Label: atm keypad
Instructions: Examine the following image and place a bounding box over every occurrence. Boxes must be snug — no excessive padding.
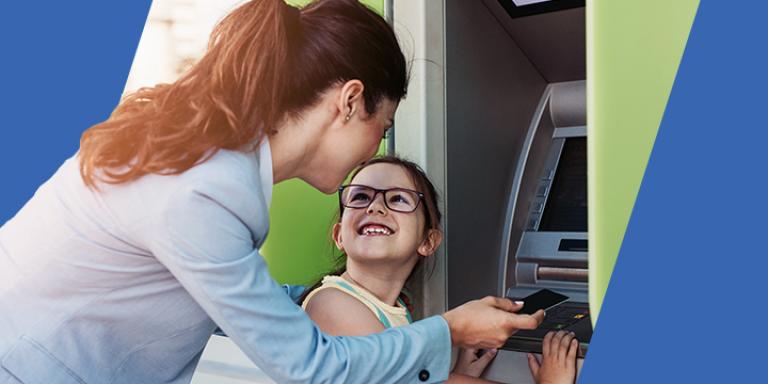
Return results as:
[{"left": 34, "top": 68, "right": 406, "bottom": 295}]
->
[
  {"left": 504, "top": 301, "right": 592, "bottom": 357},
  {"left": 510, "top": 302, "right": 591, "bottom": 341},
  {"left": 539, "top": 305, "right": 588, "bottom": 331}
]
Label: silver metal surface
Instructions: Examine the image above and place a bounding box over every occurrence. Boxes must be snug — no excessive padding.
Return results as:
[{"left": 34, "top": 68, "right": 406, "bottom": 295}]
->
[
  {"left": 538, "top": 266, "right": 588, "bottom": 282},
  {"left": 529, "top": 137, "right": 566, "bottom": 232},
  {"left": 549, "top": 80, "right": 587, "bottom": 126},
  {"left": 481, "top": 349, "right": 584, "bottom": 384},
  {"left": 553, "top": 125, "right": 587, "bottom": 138},
  {"left": 498, "top": 86, "right": 552, "bottom": 296},
  {"left": 445, "top": 0, "right": 547, "bottom": 308},
  {"left": 517, "top": 231, "right": 588, "bottom": 264},
  {"left": 384, "top": 0, "right": 395, "bottom": 155},
  {"left": 384, "top": 0, "right": 393, "bottom": 24},
  {"left": 480, "top": 0, "right": 585, "bottom": 82},
  {"left": 392, "top": 0, "right": 447, "bottom": 318}
]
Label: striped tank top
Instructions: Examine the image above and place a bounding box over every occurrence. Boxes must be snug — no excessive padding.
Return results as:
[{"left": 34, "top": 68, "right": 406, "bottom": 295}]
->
[{"left": 301, "top": 275, "right": 413, "bottom": 328}]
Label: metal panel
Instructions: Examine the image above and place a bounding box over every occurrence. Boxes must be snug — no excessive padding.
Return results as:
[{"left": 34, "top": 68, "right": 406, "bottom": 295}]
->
[
  {"left": 445, "top": 0, "right": 547, "bottom": 308},
  {"left": 392, "top": 0, "right": 447, "bottom": 318},
  {"left": 482, "top": 0, "right": 586, "bottom": 82},
  {"left": 481, "top": 350, "right": 584, "bottom": 383},
  {"left": 500, "top": 100, "right": 559, "bottom": 294}
]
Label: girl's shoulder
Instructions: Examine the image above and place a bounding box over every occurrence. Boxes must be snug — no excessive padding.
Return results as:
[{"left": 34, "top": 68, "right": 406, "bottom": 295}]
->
[
  {"left": 303, "top": 275, "right": 413, "bottom": 329},
  {"left": 303, "top": 283, "right": 386, "bottom": 336}
]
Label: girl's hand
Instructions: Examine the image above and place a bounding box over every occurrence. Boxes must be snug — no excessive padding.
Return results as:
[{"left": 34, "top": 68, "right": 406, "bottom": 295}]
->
[
  {"left": 453, "top": 348, "right": 498, "bottom": 377},
  {"left": 527, "top": 331, "right": 578, "bottom": 384}
]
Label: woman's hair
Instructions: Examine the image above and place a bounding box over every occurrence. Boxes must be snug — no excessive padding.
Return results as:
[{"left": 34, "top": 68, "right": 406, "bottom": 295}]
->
[
  {"left": 79, "top": 0, "right": 408, "bottom": 187},
  {"left": 299, "top": 155, "right": 442, "bottom": 306}
]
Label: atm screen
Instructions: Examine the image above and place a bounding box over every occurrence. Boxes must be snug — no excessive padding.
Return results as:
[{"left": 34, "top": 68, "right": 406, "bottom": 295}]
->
[{"left": 538, "top": 137, "right": 587, "bottom": 232}]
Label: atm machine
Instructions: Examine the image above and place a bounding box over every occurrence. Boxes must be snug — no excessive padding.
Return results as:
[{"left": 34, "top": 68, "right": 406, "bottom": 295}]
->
[
  {"left": 495, "top": 79, "right": 590, "bottom": 376},
  {"left": 392, "top": 1, "right": 588, "bottom": 382}
]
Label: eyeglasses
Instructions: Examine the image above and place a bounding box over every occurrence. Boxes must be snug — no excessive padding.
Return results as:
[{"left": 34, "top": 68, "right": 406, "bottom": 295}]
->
[{"left": 338, "top": 184, "right": 424, "bottom": 213}]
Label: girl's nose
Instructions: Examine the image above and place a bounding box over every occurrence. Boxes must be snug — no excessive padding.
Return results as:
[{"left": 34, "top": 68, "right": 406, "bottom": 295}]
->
[{"left": 366, "top": 193, "right": 388, "bottom": 215}]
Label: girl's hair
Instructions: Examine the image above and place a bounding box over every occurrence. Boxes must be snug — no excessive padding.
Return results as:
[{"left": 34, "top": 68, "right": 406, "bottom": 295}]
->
[
  {"left": 299, "top": 155, "right": 442, "bottom": 306},
  {"left": 79, "top": 0, "right": 408, "bottom": 187}
]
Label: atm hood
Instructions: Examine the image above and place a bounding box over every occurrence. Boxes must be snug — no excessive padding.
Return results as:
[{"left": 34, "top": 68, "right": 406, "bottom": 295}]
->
[{"left": 485, "top": 0, "right": 585, "bottom": 82}]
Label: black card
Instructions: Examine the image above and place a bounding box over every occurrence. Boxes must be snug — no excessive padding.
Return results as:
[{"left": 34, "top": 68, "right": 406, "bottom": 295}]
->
[{"left": 517, "top": 289, "right": 568, "bottom": 315}]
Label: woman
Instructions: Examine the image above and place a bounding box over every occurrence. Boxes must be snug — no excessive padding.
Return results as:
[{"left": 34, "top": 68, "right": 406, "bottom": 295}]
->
[{"left": 0, "top": 1, "right": 543, "bottom": 383}]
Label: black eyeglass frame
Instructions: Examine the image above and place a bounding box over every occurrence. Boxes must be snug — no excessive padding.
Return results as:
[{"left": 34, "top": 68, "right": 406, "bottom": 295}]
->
[{"left": 338, "top": 184, "right": 425, "bottom": 214}]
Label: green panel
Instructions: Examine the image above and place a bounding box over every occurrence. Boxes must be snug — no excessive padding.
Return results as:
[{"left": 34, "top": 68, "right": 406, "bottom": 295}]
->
[
  {"left": 262, "top": 0, "right": 385, "bottom": 285},
  {"left": 260, "top": 179, "right": 340, "bottom": 285},
  {"left": 588, "top": 0, "right": 698, "bottom": 322},
  {"left": 287, "top": 0, "right": 383, "bottom": 12}
]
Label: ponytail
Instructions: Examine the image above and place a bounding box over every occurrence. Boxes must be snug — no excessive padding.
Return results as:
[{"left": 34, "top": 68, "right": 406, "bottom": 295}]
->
[{"left": 79, "top": 0, "right": 407, "bottom": 187}]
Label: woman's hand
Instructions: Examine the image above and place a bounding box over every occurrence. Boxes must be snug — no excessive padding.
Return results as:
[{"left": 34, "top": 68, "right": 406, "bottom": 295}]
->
[
  {"left": 453, "top": 348, "right": 498, "bottom": 377},
  {"left": 443, "top": 296, "right": 545, "bottom": 348},
  {"left": 527, "top": 331, "right": 578, "bottom": 384}
]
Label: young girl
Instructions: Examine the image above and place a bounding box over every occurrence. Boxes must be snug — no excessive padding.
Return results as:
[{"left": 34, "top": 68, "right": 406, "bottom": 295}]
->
[{"left": 301, "top": 156, "right": 578, "bottom": 384}]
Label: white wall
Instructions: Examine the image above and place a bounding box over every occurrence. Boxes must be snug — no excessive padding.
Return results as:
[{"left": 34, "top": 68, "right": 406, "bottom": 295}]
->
[{"left": 124, "top": 0, "right": 245, "bottom": 93}]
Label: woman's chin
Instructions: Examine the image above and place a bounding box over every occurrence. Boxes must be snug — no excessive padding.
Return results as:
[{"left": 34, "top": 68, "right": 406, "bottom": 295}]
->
[
  {"left": 304, "top": 176, "right": 342, "bottom": 194},
  {"left": 319, "top": 183, "right": 341, "bottom": 194}
]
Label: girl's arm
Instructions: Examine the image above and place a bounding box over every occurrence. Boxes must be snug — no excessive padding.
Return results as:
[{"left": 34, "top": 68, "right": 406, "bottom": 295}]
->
[{"left": 304, "top": 288, "right": 385, "bottom": 336}]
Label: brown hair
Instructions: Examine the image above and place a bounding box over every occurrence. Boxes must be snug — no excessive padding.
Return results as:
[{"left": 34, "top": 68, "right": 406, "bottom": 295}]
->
[
  {"left": 299, "top": 155, "right": 442, "bottom": 306},
  {"left": 79, "top": 0, "right": 408, "bottom": 187}
]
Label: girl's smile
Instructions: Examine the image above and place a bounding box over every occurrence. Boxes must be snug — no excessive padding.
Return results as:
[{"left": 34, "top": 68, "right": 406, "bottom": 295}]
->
[{"left": 334, "top": 163, "right": 428, "bottom": 266}]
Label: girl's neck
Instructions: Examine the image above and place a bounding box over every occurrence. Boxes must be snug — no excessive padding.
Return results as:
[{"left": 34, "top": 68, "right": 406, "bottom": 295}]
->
[{"left": 342, "top": 258, "right": 417, "bottom": 306}]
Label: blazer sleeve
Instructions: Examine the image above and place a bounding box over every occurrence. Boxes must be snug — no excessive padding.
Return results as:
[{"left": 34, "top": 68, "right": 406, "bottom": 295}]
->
[
  {"left": 149, "top": 183, "right": 452, "bottom": 384},
  {"left": 283, "top": 284, "right": 307, "bottom": 304}
]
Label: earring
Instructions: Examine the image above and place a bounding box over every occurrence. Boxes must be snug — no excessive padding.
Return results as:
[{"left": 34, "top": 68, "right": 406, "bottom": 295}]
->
[{"left": 345, "top": 106, "right": 354, "bottom": 122}]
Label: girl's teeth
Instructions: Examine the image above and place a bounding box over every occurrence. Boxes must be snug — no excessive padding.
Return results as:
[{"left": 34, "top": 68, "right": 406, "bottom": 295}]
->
[{"left": 364, "top": 226, "right": 391, "bottom": 235}]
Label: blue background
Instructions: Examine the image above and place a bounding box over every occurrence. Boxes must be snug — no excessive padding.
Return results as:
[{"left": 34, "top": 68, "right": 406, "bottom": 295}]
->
[
  {"left": 1, "top": 1, "right": 766, "bottom": 382},
  {"left": 580, "top": 1, "right": 768, "bottom": 382},
  {"left": 0, "top": 1, "right": 150, "bottom": 222}
]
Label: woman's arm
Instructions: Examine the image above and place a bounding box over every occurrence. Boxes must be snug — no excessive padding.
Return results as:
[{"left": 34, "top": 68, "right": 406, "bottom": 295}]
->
[
  {"left": 151, "top": 181, "right": 453, "bottom": 383},
  {"left": 448, "top": 373, "right": 502, "bottom": 384},
  {"left": 304, "top": 285, "right": 502, "bottom": 384}
]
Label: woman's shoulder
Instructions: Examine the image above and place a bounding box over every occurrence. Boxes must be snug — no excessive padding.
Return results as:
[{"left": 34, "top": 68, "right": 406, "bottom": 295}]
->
[
  {"left": 101, "top": 147, "right": 264, "bottom": 211},
  {"left": 162, "top": 148, "right": 267, "bottom": 210},
  {"left": 180, "top": 148, "right": 264, "bottom": 190},
  {"left": 130, "top": 148, "right": 271, "bottom": 247}
]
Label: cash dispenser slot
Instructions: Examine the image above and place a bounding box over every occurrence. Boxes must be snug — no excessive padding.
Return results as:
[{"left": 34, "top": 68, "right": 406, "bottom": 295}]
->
[{"left": 537, "top": 266, "right": 587, "bottom": 282}]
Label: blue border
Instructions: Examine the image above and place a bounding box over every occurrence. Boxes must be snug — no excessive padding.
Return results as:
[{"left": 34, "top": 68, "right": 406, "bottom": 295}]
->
[
  {"left": 581, "top": 2, "right": 768, "bottom": 382},
  {"left": 3, "top": 2, "right": 768, "bottom": 382},
  {"left": 0, "top": 2, "right": 150, "bottom": 222}
]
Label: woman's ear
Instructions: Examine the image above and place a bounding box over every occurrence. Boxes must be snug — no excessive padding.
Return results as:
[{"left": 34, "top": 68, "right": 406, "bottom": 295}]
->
[
  {"left": 332, "top": 222, "right": 345, "bottom": 251},
  {"left": 417, "top": 229, "right": 443, "bottom": 257},
  {"left": 337, "top": 79, "right": 365, "bottom": 122}
]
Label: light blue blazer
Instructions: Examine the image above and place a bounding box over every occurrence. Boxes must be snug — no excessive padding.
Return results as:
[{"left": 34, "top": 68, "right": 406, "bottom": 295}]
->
[{"left": 0, "top": 143, "right": 450, "bottom": 384}]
